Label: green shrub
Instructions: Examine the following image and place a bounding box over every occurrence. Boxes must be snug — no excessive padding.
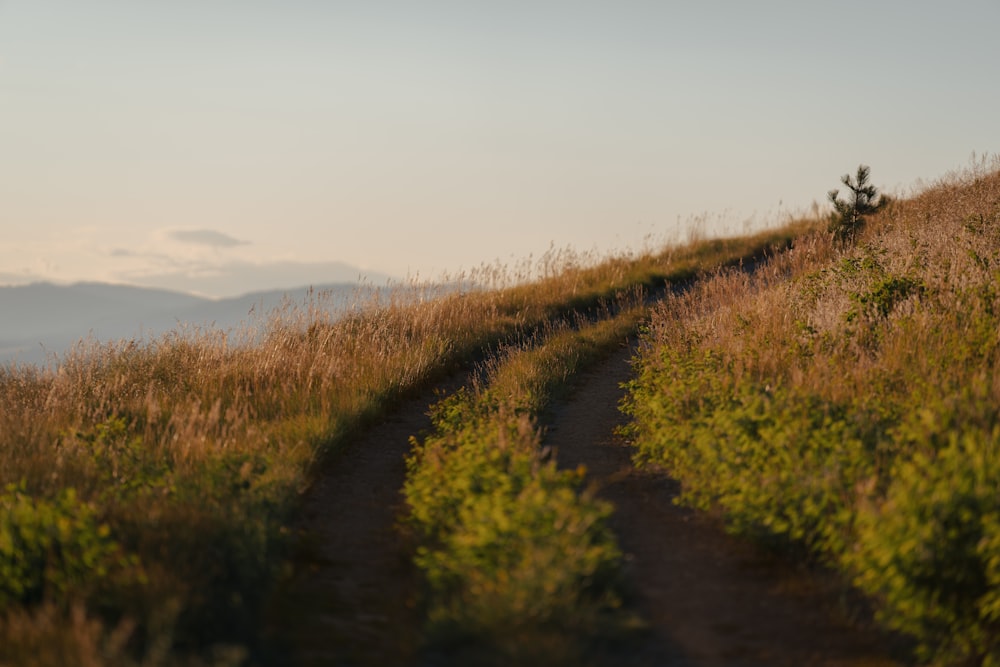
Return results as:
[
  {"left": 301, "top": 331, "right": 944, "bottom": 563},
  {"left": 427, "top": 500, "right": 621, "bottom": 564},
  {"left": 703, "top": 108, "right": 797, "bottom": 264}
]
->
[
  {"left": 622, "top": 348, "right": 871, "bottom": 557},
  {"left": 704, "top": 386, "right": 870, "bottom": 556},
  {"left": 409, "top": 412, "right": 619, "bottom": 636},
  {"left": 0, "top": 483, "right": 137, "bottom": 609},
  {"left": 851, "top": 275, "right": 924, "bottom": 320},
  {"left": 68, "top": 417, "right": 172, "bottom": 501},
  {"left": 850, "top": 427, "right": 1000, "bottom": 665},
  {"left": 404, "top": 317, "right": 634, "bottom": 648}
]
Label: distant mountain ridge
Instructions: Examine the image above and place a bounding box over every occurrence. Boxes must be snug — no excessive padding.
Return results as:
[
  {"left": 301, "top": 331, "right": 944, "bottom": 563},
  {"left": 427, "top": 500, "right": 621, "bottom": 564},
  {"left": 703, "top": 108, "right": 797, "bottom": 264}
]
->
[{"left": 0, "top": 281, "right": 375, "bottom": 367}]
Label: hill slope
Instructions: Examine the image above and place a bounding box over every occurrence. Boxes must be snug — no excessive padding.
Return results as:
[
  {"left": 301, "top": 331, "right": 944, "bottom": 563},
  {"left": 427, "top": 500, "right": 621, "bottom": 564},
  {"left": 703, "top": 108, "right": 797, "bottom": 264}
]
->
[
  {"left": 4, "top": 162, "right": 997, "bottom": 665},
  {"left": 622, "top": 162, "right": 1000, "bottom": 665}
]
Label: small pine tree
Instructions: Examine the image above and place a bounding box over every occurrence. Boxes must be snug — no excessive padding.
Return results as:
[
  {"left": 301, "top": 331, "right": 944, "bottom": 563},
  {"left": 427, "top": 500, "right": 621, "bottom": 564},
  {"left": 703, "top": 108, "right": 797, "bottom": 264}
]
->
[{"left": 828, "top": 164, "right": 883, "bottom": 243}]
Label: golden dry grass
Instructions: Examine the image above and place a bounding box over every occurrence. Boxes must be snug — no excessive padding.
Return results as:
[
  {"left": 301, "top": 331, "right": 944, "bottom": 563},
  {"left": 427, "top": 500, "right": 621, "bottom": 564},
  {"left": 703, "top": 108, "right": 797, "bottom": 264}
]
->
[{"left": 0, "top": 203, "right": 815, "bottom": 663}]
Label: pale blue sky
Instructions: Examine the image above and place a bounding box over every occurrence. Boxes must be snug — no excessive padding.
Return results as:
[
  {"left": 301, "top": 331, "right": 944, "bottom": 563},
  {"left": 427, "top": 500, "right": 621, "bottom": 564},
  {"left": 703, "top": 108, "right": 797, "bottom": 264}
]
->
[{"left": 1, "top": 1, "right": 997, "bottom": 297}]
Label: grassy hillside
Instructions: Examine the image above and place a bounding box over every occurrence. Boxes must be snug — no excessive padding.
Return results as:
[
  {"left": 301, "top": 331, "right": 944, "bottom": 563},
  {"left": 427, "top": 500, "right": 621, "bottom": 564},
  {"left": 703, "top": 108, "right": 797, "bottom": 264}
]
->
[
  {"left": 7, "top": 159, "right": 995, "bottom": 665},
  {"left": 622, "top": 160, "right": 1000, "bottom": 665},
  {"left": 0, "top": 227, "right": 800, "bottom": 665}
]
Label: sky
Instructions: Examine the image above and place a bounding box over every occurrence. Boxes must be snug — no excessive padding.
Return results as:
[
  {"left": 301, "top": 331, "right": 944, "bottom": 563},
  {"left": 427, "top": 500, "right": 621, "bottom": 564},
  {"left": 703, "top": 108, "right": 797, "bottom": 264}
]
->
[{"left": 1, "top": 1, "right": 997, "bottom": 298}]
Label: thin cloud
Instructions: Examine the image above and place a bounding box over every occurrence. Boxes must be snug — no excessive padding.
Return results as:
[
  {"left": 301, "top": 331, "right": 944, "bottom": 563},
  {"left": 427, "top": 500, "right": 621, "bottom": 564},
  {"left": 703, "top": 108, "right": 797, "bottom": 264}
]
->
[
  {"left": 108, "top": 246, "right": 183, "bottom": 267},
  {"left": 121, "top": 259, "right": 395, "bottom": 298},
  {"left": 0, "top": 270, "right": 42, "bottom": 286},
  {"left": 168, "top": 229, "right": 249, "bottom": 249}
]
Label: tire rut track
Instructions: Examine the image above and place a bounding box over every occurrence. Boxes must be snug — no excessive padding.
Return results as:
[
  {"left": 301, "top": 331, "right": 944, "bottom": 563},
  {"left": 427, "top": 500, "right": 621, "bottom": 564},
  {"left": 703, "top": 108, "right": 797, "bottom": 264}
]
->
[
  {"left": 266, "top": 301, "right": 907, "bottom": 666},
  {"left": 264, "top": 368, "right": 472, "bottom": 667},
  {"left": 544, "top": 342, "right": 908, "bottom": 667}
]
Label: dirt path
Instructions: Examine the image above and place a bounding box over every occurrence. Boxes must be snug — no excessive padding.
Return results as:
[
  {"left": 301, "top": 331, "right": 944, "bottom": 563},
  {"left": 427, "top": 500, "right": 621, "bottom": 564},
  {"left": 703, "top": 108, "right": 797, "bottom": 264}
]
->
[
  {"left": 266, "top": 336, "right": 910, "bottom": 666},
  {"left": 544, "top": 341, "right": 909, "bottom": 667},
  {"left": 264, "top": 370, "right": 470, "bottom": 667}
]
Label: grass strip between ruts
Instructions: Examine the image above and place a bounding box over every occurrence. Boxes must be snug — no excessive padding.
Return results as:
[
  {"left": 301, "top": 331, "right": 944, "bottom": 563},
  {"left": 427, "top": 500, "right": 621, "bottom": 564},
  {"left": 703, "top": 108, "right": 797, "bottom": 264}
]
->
[{"left": 403, "top": 306, "right": 646, "bottom": 663}]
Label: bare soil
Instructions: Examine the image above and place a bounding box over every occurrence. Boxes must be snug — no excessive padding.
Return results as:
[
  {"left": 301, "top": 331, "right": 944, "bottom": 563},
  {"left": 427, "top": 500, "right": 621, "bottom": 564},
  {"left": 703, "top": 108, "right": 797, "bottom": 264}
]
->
[
  {"left": 266, "top": 342, "right": 911, "bottom": 666},
  {"left": 263, "top": 370, "right": 470, "bottom": 667}
]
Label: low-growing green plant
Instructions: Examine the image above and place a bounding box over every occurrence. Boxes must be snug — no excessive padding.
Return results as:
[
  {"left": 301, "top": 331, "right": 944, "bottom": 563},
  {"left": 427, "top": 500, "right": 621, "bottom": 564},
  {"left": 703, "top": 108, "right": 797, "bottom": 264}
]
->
[
  {"left": 850, "top": 426, "right": 1000, "bottom": 665},
  {"left": 622, "top": 347, "right": 871, "bottom": 557},
  {"left": 408, "top": 410, "right": 621, "bottom": 636},
  {"left": 65, "top": 417, "right": 174, "bottom": 502},
  {"left": 405, "top": 311, "right": 644, "bottom": 657},
  {"left": 0, "top": 482, "right": 140, "bottom": 610}
]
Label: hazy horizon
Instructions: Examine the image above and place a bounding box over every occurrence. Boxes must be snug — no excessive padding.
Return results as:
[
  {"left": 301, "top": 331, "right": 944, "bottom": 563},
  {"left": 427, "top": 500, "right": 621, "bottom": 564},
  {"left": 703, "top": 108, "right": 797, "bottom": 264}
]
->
[
  {"left": 0, "top": 258, "right": 397, "bottom": 299},
  {"left": 2, "top": 2, "right": 997, "bottom": 297}
]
